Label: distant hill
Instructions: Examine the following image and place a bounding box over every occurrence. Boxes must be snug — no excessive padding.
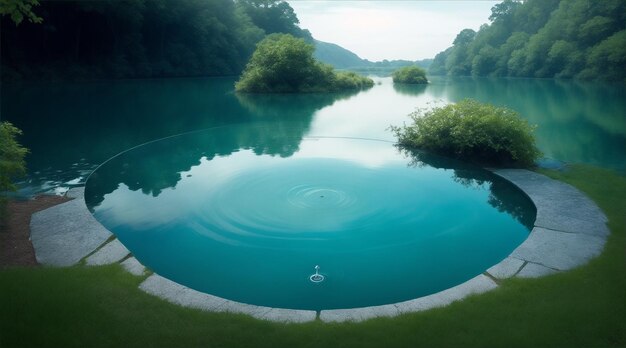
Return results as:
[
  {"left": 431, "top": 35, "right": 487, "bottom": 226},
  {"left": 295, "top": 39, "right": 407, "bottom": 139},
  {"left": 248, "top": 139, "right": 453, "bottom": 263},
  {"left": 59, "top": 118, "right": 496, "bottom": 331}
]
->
[
  {"left": 314, "top": 40, "right": 369, "bottom": 69},
  {"left": 314, "top": 40, "right": 432, "bottom": 75}
]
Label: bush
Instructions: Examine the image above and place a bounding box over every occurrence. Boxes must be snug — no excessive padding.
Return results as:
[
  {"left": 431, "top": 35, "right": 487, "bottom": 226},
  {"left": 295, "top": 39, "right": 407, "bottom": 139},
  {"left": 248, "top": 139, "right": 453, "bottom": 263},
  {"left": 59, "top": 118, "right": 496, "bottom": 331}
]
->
[
  {"left": 0, "top": 121, "right": 29, "bottom": 225},
  {"left": 235, "top": 34, "right": 373, "bottom": 93},
  {"left": 391, "top": 99, "right": 541, "bottom": 167},
  {"left": 333, "top": 71, "right": 375, "bottom": 90},
  {"left": 392, "top": 66, "right": 428, "bottom": 84},
  {"left": 0, "top": 122, "right": 28, "bottom": 192}
]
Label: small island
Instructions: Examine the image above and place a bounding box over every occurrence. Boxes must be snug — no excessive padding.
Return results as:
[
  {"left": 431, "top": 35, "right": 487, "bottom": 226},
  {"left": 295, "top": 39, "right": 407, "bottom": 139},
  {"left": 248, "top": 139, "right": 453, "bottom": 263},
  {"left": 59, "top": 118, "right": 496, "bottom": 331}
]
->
[
  {"left": 391, "top": 99, "right": 540, "bottom": 167},
  {"left": 392, "top": 66, "right": 428, "bottom": 84},
  {"left": 235, "top": 34, "right": 374, "bottom": 93}
]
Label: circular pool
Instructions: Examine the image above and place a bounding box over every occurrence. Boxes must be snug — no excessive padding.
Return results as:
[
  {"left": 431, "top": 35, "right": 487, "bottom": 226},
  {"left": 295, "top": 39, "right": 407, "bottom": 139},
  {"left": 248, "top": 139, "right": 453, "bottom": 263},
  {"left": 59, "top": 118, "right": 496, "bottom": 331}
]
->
[{"left": 85, "top": 126, "right": 535, "bottom": 310}]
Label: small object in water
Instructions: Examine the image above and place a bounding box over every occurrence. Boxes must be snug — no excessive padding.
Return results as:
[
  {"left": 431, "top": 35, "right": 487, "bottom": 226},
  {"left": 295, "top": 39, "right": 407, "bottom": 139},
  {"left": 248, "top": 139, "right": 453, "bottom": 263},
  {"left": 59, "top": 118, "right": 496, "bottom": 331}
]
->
[{"left": 310, "top": 265, "right": 325, "bottom": 283}]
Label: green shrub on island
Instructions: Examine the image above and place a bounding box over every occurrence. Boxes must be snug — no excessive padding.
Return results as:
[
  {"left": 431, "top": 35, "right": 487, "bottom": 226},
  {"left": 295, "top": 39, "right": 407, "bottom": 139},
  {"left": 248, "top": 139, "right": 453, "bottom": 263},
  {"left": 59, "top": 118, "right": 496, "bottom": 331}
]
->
[
  {"left": 333, "top": 71, "right": 375, "bottom": 90},
  {"left": 392, "top": 66, "right": 428, "bottom": 84},
  {"left": 391, "top": 99, "right": 541, "bottom": 167},
  {"left": 235, "top": 34, "right": 373, "bottom": 93}
]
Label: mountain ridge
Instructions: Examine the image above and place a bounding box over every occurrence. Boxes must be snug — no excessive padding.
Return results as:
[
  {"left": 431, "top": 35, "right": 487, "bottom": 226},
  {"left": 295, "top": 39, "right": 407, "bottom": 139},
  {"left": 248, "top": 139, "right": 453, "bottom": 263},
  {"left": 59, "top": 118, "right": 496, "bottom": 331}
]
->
[{"left": 313, "top": 39, "right": 432, "bottom": 75}]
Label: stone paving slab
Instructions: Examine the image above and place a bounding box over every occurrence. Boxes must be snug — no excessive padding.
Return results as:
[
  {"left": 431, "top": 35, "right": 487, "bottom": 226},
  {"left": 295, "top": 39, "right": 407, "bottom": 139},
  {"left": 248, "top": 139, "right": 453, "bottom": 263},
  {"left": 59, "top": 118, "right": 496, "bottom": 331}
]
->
[
  {"left": 516, "top": 262, "right": 558, "bottom": 278},
  {"left": 320, "top": 303, "right": 399, "bottom": 323},
  {"left": 535, "top": 205, "right": 610, "bottom": 237},
  {"left": 65, "top": 187, "right": 85, "bottom": 199},
  {"left": 85, "top": 239, "right": 130, "bottom": 266},
  {"left": 260, "top": 307, "right": 318, "bottom": 323},
  {"left": 121, "top": 257, "right": 147, "bottom": 276},
  {"left": 30, "top": 198, "right": 112, "bottom": 266},
  {"left": 394, "top": 274, "right": 498, "bottom": 315},
  {"left": 30, "top": 169, "right": 611, "bottom": 322},
  {"left": 486, "top": 257, "right": 525, "bottom": 279},
  {"left": 492, "top": 169, "right": 608, "bottom": 237},
  {"left": 140, "top": 274, "right": 316, "bottom": 323},
  {"left": 320, "top": 274, "right": 498, "bottom": 322},
  {"left": 511, "top": 227, "right": 606, "bottom": 271}
]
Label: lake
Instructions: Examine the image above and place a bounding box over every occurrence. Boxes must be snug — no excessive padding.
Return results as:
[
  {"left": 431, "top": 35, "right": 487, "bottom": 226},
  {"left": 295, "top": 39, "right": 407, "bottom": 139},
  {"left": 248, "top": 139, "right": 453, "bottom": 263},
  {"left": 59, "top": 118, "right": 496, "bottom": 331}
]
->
[{"left": 2, "top": 76, "right": 625, "bottom": 196}]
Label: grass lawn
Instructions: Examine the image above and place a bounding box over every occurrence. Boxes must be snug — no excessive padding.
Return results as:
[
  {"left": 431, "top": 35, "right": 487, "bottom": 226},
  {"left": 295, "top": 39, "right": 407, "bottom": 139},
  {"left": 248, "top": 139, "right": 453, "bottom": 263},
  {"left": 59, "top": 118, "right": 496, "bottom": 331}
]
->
[{"left": 0, "top": 164, "right": 624, "bottom": 348}]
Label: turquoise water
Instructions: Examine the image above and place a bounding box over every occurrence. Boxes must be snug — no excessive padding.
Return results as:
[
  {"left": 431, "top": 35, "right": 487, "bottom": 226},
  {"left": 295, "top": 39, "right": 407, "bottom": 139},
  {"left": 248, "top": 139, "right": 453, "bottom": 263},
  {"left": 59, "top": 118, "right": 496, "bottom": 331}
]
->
[
  {"left": 2, "top": 76, "right": 624, "bottom": 196},
  {"left": 4, "top": 76, "right": 621, "bottom": 307},
  {"left": 85, "top": 127, "right": 534, "bottom": 310}
]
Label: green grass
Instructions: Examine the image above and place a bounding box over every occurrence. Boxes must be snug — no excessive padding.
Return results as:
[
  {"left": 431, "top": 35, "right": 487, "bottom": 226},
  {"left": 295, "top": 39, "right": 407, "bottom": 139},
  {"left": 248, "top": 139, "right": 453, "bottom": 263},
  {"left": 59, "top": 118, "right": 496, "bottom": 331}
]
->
[{"left": 1, "top": 164, "right": 625, "bottom": 347}]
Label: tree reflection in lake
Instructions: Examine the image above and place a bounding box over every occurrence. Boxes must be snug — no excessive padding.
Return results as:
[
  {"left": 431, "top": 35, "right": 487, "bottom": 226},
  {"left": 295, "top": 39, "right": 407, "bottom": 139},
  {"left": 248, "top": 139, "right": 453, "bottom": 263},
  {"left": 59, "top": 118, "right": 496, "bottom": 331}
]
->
[
  {"left": 398, "top": 146, "right": 536, "bottom": 230},
  {"left": 87, "top": 90, "right": 363, "bottom": 205},
  {"left": 392, "top": 83, "right": 428, "bottom": 96},
  {"left": 235, "top": 91, "right": 360, "bottom": 157},
  {"left": 427, "top": 77, "right": 626, "bottom": 171}
]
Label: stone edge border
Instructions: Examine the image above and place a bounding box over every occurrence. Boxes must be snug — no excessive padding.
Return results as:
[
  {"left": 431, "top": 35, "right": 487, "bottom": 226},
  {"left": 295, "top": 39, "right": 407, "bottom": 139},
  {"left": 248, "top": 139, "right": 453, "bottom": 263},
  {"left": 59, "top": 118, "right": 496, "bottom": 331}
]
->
[{"left": 30, "top": 169, "right": 609, "bottom": 323}]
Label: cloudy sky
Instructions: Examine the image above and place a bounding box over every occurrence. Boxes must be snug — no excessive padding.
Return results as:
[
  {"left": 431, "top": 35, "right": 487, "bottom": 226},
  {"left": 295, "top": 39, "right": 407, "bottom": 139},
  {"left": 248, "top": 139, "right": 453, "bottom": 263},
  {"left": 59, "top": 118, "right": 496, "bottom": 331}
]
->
[{"left": 287, "top": 1, "right": 499, "bottom": 61}]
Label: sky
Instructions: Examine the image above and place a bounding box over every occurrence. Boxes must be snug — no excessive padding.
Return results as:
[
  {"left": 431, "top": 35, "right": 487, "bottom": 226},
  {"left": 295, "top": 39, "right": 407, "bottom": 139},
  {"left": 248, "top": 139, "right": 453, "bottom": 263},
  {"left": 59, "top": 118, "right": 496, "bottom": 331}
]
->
[{"left": 287, "top": 1, "right": 500, "bottom": 61}]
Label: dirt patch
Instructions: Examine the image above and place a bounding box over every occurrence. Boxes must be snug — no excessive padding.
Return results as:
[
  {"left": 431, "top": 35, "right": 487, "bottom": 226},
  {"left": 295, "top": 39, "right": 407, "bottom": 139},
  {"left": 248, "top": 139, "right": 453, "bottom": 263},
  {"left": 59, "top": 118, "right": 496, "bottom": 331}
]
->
[{"left": 0, "top": 195, "right": 71, "bottom": 268}]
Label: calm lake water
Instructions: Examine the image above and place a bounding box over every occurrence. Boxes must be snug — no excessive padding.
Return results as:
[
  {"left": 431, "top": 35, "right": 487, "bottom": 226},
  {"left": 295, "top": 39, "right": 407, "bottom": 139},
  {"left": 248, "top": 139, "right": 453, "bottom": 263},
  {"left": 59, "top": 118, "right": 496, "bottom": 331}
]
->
[
  {"left": 2, "top": 76, "right": 625, "bottom": 196},
  {"left": 84, "top": 130, "right": 534, "bottom": 309}
]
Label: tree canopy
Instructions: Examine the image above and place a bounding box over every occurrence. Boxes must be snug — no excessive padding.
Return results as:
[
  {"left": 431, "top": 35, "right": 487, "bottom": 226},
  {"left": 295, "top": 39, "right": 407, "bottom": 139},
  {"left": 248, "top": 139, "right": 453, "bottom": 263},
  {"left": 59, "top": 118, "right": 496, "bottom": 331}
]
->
[
  {"left": 391, "top": 99, "right": 541, "bottom": 167},
  {"left": 235, "top": 34, "right": 373, "bottom": 93},
  {"left": 237, "top": 0, "right": 311, "bottom": 40},
  {"left": 0, "top": 122, "right": 28, "bottom": 192},
  {"left": 392, "top": 66, "right": 428, "bottom": 84},
  {"left": 0, "top": 0, "right": 310, "bottom": 80},
  {"left": 0, "top": 0, "right": 41, "bottom": 25},
  {"left": 429, "top": 0, "right": 626, "bottom": 81}
]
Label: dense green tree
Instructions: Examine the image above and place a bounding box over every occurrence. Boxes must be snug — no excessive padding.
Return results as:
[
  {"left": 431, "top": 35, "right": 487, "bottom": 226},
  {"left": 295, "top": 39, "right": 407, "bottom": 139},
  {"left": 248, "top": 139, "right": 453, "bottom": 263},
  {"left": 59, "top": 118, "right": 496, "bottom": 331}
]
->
[
  {"left": 444, "top": 29, "right": 476, "bottom": 76},
  {"left": 472, "top": 45, "right": 498, "bottom": 76},
  {"left": 429, "top": 47, "right": 452, "bottom": 76},
  {"left": 430, "top": 0, "right": 626, "bottom": 81},
  {"left": 235, "top": 34, "right": 372, "bottom": 93},
  {"left": 0, "top": 0, "right": 309, "bottom": 80},
  {"left": 391, "top": 99, "right": 541, "bottom": 167},
  {"left": 236, "top": 0, "right": 311, "bottom": 40},
  {"left": 0, "top": 0, "right": 41, "bottom": 25},
  {"left": 510, "top": 0, "right": 559, "bottom": 34},
  {"left": 392, "top": 66, "right": 428, "bottom": 84},
  {"left": 488, "top": 0, "right": 522, "bottom": 23},
  {"left": 579, "top": 16, "right": 617, "bottom": 45},
  {"left": 580, "top": 30, "right": 626, "bottom": 80},
  {"left": 0, "top": 122, "right": 28, "bottom": 192},
  {"left": 546, "top": 40, "right": 578, "bottom": 77},
  {"left": 235, "top": 34, "right": 321, "bottom": 92}
]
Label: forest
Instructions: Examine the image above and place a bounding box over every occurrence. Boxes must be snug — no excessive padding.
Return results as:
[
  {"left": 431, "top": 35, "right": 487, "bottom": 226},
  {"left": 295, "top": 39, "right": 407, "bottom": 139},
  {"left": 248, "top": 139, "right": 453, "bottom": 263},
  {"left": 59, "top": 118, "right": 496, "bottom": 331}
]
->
[
  {"left": 0, "top": 0, "right": 310, "bottom": 80},
  {"left": 235, "top": 34, "right": 373, "bottom": 93},
  {"left": 2, "top": 0, "right": 625, "bottom": 81},
  {"left": 429, "top": 0, "right": 626, "bottom": 81}
]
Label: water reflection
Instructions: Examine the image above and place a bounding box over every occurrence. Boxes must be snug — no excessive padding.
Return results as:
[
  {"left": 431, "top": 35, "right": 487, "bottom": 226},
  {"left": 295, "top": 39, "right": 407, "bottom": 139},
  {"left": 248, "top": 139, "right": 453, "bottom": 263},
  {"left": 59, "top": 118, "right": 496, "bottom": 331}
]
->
[
  {"left": 3, "top": 78, "right": 245, "bottom": 194},
  {"left": 87, "top": 130, "right": 399, "bottom": 208},
  {"left": 427, "top": 77, "right": 626, "bottom": 171},
  {"left": 392, "top": 83, "right": 428, "bottom": 96},
  {"left": 234, "top": 91, "right": 361, "bottom": 157},
  {"left": 398, "top": 146, "right": 536, "bottom": 229},
  {"left": 3, "top": 79, "right": 360, "bottom": 195},
  {"left": 3, "top": 76, "right": 624, "bottom": 197},
  {"left": 88, "top": 124, "right": 305, "bottom": 204},
  {"left": 87, "top": 127, "right": 536, "bottom": 233},
  {"left": 85, "top": 135, "right": 534, "bottom": 309}
]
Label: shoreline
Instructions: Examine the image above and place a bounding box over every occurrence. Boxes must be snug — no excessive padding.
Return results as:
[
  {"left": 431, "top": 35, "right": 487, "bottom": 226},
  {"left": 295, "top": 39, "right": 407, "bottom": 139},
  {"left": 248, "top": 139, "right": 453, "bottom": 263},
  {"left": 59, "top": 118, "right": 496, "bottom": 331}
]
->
[
  {"left": 14, "top": 168, "right": 610, "bottom": 323},
  {"left": 0, "top": 195, "right": 70, "bottom": 268}
]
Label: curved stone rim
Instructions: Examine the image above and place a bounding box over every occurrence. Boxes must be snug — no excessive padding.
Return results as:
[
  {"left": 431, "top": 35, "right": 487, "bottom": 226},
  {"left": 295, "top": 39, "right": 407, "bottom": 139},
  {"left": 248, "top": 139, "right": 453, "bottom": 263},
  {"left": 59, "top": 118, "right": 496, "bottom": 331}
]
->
[{"left": 29, "top": 169, "right": 609, "bottom": 323}]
